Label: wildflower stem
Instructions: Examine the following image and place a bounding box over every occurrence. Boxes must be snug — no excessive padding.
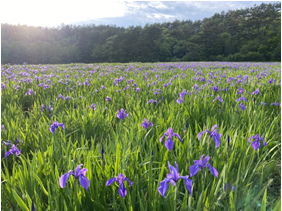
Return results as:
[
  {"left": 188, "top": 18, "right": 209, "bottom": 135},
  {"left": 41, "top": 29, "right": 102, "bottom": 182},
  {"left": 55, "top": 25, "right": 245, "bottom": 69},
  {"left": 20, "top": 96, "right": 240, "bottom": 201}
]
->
[
  {"left": 198, "top": 169, "right": 203, "bottom": 190},
  {"left": 174, "top": 184, "right": 178, "bottom": 211},
  {"left": 13, "top": 153, "right": 15, "bottom": 165},
  {"left": 208, "top": 137, "right": 210, "bottom": 154},
  {"left": 74, "top": 180, "right": 79, "bottom": 211}
]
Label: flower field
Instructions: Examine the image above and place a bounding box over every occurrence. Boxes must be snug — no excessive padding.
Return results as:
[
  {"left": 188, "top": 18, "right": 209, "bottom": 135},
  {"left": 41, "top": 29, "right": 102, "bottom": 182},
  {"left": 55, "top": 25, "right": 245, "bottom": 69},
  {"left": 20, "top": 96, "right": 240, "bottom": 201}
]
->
[{"left": 1, "top": 62, "right": 281, "bottom": 210}]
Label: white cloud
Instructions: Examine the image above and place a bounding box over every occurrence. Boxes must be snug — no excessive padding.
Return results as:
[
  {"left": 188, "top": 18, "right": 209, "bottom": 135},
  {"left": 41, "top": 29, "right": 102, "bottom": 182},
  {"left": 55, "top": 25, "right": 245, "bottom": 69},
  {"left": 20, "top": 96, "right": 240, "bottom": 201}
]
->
[
  {"left": 153, "top": 13, "right": 175, "bottom": 19},
  {"left": 148, "top": 2, "right": 167, "bottom": 9}
]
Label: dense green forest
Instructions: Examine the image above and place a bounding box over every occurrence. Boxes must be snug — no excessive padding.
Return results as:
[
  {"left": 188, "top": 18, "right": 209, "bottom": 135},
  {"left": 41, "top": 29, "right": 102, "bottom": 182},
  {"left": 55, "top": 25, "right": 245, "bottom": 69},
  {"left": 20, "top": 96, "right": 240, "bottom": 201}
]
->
[{"left": 1, "top": 2, "right": 281, "bottom": 64}]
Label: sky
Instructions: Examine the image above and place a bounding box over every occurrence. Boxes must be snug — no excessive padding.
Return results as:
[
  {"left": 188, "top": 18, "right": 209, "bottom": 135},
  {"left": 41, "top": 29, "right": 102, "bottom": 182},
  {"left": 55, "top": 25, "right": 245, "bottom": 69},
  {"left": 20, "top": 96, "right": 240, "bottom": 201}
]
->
[{"left": 1, "top": 1, "right": 278, "bottom": 28}]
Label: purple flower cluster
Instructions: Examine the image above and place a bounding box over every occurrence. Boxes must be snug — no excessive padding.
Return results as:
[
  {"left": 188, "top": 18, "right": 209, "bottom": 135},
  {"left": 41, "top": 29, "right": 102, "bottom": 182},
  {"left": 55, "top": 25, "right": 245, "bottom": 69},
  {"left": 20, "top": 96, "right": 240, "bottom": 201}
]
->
[
  {"left": 50, "top": 121, "right": 65, "bottom": 133},
  {"left": 25, "top": 89, "right": 36, "bottom": 95},
  {"left": 117, "top": 108, "right": 128, "bottom": 120},
  {"left": 140, "top": 119, "right": 153, "bottom": 129}
]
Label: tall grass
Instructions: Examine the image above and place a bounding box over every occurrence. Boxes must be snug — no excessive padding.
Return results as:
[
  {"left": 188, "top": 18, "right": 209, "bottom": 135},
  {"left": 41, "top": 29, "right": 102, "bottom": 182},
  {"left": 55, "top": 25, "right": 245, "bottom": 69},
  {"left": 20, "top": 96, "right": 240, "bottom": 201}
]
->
[{"left": 1, "top": 62, "right": 281, "bottom": 210}]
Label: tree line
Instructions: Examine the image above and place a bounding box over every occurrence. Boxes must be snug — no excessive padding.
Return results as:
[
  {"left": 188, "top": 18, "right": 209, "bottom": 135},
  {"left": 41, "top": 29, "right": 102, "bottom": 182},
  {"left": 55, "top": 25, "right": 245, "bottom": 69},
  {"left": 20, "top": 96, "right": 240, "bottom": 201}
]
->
[{"left": 1, "top": 2, "right": 281, "bottom": 64}]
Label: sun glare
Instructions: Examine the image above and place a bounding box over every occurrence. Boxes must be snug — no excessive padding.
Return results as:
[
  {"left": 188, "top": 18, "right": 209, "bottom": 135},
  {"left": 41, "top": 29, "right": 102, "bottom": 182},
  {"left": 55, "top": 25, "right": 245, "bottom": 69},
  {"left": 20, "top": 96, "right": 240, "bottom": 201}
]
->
[{"left": 1, "top": 1, "right": 126, "bottom": 27}]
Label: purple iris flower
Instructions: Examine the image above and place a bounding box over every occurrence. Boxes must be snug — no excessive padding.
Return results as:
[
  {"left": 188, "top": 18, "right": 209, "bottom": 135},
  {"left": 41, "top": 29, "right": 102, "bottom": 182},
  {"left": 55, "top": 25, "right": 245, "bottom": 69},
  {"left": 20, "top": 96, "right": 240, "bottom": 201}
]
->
[
  {"left": 160, "top": 128, "right": 182, "bottom": 151},
  {"left": 117, "top": 109, "right": 129, "bottom": 120},
  {"left": 56, "top": 94, "right": 65, "bottom": 100},
  {"left": 192, "top": 84, "right": 199, "bottom": 90},
  {"left": 25, "top": 89, "right": 36, "bottom": 95},
  {"left": 252, "top": 88, "right": 262, "bottom": 95},
  {"left": 48, "top": 105, "right": 53, "bottom": 111},
  {"left": 198, "top": 125, "right": 221, "bottom": 148},
  {"left": 106, "top": 97, "right": 112, "bottom": 101},
  {"left": 162, "top": 84, "right": 167, "bottom": 88},
  {"left": 271, "top": 102, "right": 279, "bottom": 106},
  {"left": 227, "top": 77, "right": 233, "bottom": 83},
  {"left": 31, "top": 199, "right": 35, "bottom": 211},
  {"left": 261, "top": 102, "right": 267, "bottom": 105},
  {"left": 147, "top": 99, "right": 158, "bottom": 104},
  {"left": 140, "top": 119, "right": 153, "bottom": 129},
  {"left": 210, "top": 86, "right": 219, "bottom": 92},
  {"left": 106, "top": 174, "right": 133, "bottom": 198},
  {"left": 5, "top": 144, "right": 21, "bottom": 158},
  {"left": 50, "top": 121, "right": 65, "bottom": 133},
  {"left": 101, "top": 145, "right": 104, "bottom": 161},
  {"left": 189, "top": 154, "right": 218, "bottom": 177},
  {"left": 40, "top": 104, "right": 45, "bottom": 112},
  {"left": 213, "top": 95, "right": 223, "bottom": 103},
  {"left": 237, "top": 103, "right": 247, "bottom": 110},
  {"left": 3, "top": 140, "right": 12, "bottom": 146},
  {"left": 236, "top": 87, "right": 245, "bottom": 95},
  {"left": 59, "top": 164, "right": 90, "bottom": 191},
  {"left": 248, "top": 134, "right": 267, "bottom": 150},
  {"left": 15, "top": 137, "right": 23, "bottom": 144},
  {"left": 236, "top": 79, "right": 242, "bottom": 84},
  {"left": 88, "top": 104, "right": 96, "bottom": 111},
  {"left": 158, "top": 161, "right": 193, "bottom": 198},
  {"left": 2, "top": 125, "right": 5, "bottom": 133},
  {"left": 167, "top": 82, "right": 172, "bottom": 85},
  {"left": 31, "top": 200, "right": 35, "bottom": 211},
  {"left": 268, "top": 78, "right": 273, "bottom": 84},
  {"left": 176, "top": 98, "right": 183, "bottom": 104},
  {"left": 66, "top": 96, "right": 69, "bottom": 101},
  {"left": 136, "top": 87, "right": 140, "bottom": 93},
  {"left": 236, "top": 96, "right": 248, "bottom": 102},
  {"left": 179, "top": 91, "right": 186, "bottom": 99},
  {"left": 243, "top": 75, "right": 248, "bottom": 81},
  {"left": 1, "top": 83, "right": 6, "bottom": 89}
]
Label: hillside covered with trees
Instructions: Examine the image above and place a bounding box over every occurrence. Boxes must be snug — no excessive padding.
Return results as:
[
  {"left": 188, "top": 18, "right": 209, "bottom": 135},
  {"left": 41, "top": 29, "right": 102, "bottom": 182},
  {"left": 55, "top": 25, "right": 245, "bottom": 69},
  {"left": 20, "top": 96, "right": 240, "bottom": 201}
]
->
[{"left": 1, "top": 2, "right": 281, "bottom": 64}]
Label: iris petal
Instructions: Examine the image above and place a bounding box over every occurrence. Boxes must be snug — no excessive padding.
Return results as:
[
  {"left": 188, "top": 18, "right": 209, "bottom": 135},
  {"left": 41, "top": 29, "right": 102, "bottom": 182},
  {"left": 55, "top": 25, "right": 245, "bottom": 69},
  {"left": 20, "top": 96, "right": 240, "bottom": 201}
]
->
[
  {"left": 165, "top": 138, "right": 174, "bottom": 151},
  {"left": 124, "top": 177, "right": 133, "bottom": 187},
  {"left": 180, "top": 176, "right": 193, "bottom": 196},
  {"left": 207, "top": 163, "right": 218, "bottom": 178},
  {"left": 212, "top": 134, "right": 221, "bottom": 148},
  {"left": 59, "top": 172, "right": 73, "bottom": 188},
  {"left": 79, "top": 175, "right": 90, "bottom": 191},
  {"left": 106, "top": 178, "right": 117, "bottom": 186},
  {"left": 198, "top": 129, "right": 209, "bottom": 140},
  {"left": 158, "top": 179, "right": 169, "bottom": 198},
  {"left": 189, "top": 165, "right": 199, "bottom": 177},
  {"left": 251, "top": 140, "right": 260, "bottom": 150},
  {"left": 173, "top": 133, "right": 183, "bottom": 142},
  {"left": 118, "top": 183, "right": 127, "bottom": 198},
  {"left": 167, "top": 128, "right": 174, "bottom": 138}
]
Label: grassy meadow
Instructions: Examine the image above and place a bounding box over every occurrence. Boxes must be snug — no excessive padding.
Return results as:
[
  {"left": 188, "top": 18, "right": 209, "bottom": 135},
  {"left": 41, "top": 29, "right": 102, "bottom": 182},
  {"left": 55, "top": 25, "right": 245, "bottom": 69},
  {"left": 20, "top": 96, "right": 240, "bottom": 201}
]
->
[{"left": 1, "top": 62, "right": 281, "bottom": 211}]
